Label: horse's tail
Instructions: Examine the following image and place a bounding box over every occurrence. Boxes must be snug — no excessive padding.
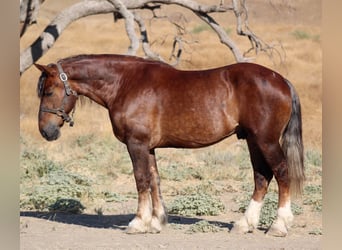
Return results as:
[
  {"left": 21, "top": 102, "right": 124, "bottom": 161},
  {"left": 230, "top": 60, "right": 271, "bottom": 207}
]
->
[{"left": 281, "top": 79, "right": 305, "bottom": 197}]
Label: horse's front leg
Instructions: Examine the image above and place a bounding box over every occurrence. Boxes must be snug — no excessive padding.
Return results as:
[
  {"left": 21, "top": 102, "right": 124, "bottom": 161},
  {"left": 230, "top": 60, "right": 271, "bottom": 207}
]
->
[
  {"left": 149, "top": 149, "right": 167, "bottom": 233},
  {"left": 126, "top": 140, "right": 153, "bottom": 234}
]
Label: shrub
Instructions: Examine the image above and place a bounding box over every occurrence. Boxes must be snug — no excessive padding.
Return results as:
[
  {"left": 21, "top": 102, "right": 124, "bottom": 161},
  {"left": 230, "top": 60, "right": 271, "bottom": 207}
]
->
[
  {"left": 178, "top": 182, "right": 220, "bottom": 196},
  {"left": 304, "top": 184, "right": 322, "bottom": 212},
  {"left": 186, "top": 220, "right": 222, "bottom": 234},
  {"left": 102, "top": 191, "right": 128, "bottom": 202},
  {"left": 168, "top": 193, "right": 225, "bottom": 216},
  {"left": 309, "top": 228, "right": 323, "bottom": 235},
  {"left": 48, "top": 198, "right": 85, "bottom": 214},
  {"left": 20, "top": 147, "right": 92, "bottom": 211},
  {"left": 159, "top": 163, "right": 202, "bottom": 181}
]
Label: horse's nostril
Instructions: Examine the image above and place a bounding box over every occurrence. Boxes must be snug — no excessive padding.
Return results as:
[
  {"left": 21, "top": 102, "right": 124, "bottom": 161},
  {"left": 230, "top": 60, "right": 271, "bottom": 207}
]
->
[
  {"left": 40, "top": 124, "right": 60, "bottom": 141},
  {"left": 41, "top": 130, "right": 48, "bottom": 139}
]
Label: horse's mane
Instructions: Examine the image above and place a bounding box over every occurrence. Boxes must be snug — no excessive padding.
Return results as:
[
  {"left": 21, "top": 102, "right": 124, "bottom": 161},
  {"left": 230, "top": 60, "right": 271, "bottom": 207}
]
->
[
  {"left": 38, "top": 54, "right": 172, "bottom": 106},
  {"left": 58, "top": 54, "right": 173, "bottom": 68}
]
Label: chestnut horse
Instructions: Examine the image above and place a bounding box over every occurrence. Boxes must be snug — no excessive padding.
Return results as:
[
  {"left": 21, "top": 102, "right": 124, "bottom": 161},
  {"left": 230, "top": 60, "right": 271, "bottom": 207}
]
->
[{"left": 35, "top": 54, "right": 304, "bottom": 236}]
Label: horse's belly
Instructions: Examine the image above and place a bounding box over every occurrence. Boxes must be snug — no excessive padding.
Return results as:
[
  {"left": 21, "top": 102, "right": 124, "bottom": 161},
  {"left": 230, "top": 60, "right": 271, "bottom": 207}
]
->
[{"left": 160, "top": 112, "right": 238, "bottom": 148}]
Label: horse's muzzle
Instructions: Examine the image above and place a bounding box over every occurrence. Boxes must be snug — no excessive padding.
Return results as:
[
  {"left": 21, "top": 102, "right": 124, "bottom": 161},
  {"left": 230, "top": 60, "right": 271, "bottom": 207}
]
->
[{"left": 40, "top": 124, "right": 61, "bottom": 141}]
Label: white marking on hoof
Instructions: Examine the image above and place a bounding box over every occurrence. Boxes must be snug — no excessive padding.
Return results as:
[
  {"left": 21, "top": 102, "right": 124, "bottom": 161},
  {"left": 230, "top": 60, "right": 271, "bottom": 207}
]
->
[
  {"left": 277, "top": 201, "right": 294, "bottom": 228},
  {"left": 267, "top": 201, "right": 293, "bottom": 237},
  {"left": 231, "top": 217, "right": 250, "bottom": 234},
  {"left": 150, "top": 216, "right": 162, "bottom": 234},
  {"left": 232, "top": 199, "right": 263, "bottom": 233},
  {"left": 126, "top": 217, "right": 149, "bottom": 234},
  {"left": 267, "top": 219, "right": 288, "bottom": 237},
  {"left": 245, "top": 199, "right": 263, "bottom": 229}
]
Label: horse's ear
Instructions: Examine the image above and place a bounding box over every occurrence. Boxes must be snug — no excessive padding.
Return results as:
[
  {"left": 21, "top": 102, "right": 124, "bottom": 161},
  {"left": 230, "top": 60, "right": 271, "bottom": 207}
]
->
[{"left": 34, "top": 63, "right": 51, "bottom": 74}]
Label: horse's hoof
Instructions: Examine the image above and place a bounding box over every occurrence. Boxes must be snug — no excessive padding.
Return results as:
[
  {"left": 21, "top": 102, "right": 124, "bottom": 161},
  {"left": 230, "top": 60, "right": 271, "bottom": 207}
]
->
[
  {"left": 267, "top": 221, "right": 288, "bottom": 237},
  {"left": 126, "top": 218, "right": 149, "bottom": 234},
  {"left": 126, "top": 227, "right": 145, "bottom": 234},
  {"left": 230, "top": 218, "right": 251, "bottom": 234},
  {"left": 149, "top": 216, "right": 162, "bottom": 234}
]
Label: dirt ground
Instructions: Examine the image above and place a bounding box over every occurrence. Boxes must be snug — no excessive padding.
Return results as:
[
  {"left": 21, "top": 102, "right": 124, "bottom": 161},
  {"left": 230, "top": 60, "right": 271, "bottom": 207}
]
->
[
  {"left": 20, "top": 0, "right": 322, "bottom": 249},
  {"left": 20, "top": 177, "right": 322, "bottom": 249},
  {"left": 20, "top": 184, "right": 322, "bottom": 250},
  {"left": 20, "top": 213, "right": 321, "bottom": 250}
]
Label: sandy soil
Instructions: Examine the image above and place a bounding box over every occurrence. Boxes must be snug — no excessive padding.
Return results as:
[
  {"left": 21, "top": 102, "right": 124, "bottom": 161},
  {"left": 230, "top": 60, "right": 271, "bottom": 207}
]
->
[
  {"left": 20, "top": 183, "right": 322, "bottom": 249},
  {"left": 20, "top": 207, "right": 322, "bottom": 250}
]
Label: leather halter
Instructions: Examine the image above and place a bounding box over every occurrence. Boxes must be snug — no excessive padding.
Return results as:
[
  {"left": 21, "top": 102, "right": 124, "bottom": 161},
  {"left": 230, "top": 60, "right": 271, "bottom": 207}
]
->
[{"left": 40, "top": 62, "right": 78, "bottom": 127}]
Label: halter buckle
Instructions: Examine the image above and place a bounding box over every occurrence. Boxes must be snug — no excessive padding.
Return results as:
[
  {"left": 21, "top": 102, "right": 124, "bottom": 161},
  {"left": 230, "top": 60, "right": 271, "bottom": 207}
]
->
[{"left": 59, "top": 72, "right": 68, "bottom": 82}]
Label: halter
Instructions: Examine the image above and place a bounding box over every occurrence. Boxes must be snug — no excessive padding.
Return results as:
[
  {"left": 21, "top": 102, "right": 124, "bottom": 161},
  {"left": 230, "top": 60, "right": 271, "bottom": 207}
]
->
[{"left": 40, "top": 62, "right": 78, "bottom": 127}]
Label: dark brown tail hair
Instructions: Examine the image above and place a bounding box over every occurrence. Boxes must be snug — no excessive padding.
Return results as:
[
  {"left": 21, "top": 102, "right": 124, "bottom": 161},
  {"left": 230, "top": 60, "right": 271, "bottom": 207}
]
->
[{"left": 281, "top": 79, "right": 305, "bottom": 197}]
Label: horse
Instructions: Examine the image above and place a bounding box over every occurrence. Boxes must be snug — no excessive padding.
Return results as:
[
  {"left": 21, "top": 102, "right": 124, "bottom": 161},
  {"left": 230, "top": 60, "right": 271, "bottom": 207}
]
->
[{"left": 35, "top": 54, "right": 304, "bottom": 237}]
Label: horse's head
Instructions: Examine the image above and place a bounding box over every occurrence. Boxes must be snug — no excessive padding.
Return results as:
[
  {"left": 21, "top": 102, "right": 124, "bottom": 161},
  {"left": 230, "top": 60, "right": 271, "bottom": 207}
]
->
[{"left": 35, "top": 63, "right": 78, "bottom": 141}]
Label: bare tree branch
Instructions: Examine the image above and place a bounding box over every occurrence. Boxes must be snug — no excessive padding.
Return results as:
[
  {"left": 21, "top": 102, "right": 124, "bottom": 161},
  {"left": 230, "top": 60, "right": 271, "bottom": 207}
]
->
[
  {"left": 194, "top": 11, "right": 247, "bottom": 62},
  {"left": 107, "top": 0, "right": 139, "bottom": 55},
  {"left": 20, "top": 0, "right": 275, "bottom": 75},
  {"left": 20, "top": 0, "right": 45, "bottom": 37},
  {"left": 133, "top": 12, "right": 165, "bottom": 61},
  {"left": 20, "top": 0, "right": 117, "bottom": 74},
  {"left": 169, "top": 36, "right": 183, "bottom": 65},
  {"left": 233, "top": 0, "right": 266, "bottom": 56}
]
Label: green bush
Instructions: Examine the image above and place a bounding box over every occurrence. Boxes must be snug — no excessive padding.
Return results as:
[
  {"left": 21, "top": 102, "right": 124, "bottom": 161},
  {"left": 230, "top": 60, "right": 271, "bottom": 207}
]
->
[
  {"left": 20, "top": 147, "right": 92, "bottom": 211},
  {"left": 102, "top": 191, "right": 128, "bottom": 203},
  {"left": 168, "top": 193, "right": 225, "bottom": 216},
  {"left": 178, "top": 182, "right": 220, "bottom": 196},
  {"left": 48, "top": 198, "right": 85, "bottom": 214},
  {"left": 21, "top": 149, "right": 61, "bottom": 179},
  {"left": 159, "top": 163, "right": 203, "bottom": 181},
  {"left": 309, "top": 228, "right": 323, "bottom": 235},
  {"left": 304, "top": 184, "right": 322, "bottom": 212},
  {"left": 186, "top": 220, "right": 222, "bottom": 234}
]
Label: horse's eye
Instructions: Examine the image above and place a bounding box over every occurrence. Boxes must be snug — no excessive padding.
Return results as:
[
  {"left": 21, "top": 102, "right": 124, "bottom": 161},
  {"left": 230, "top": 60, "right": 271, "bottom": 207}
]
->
[{"left": 44, "top": 91, "right": 53, "bottom": 97}]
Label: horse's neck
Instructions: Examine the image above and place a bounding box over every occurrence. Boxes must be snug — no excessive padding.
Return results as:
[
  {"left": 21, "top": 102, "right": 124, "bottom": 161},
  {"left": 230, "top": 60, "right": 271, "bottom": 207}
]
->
[{"left": 66, "top": 64, "right": 122, "bottom": 108}]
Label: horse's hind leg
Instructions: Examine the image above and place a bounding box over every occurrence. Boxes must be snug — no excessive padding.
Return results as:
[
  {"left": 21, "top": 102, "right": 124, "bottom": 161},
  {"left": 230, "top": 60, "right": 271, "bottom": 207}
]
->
[
  {"left": 232, "top": 138, "right": 273, "bottom": 233},
  {"left": 149, "top": 149, "right": 167, "bottom": 233},
  {"left": 257, "top": 140, "right": 294, "bottom": 237}
]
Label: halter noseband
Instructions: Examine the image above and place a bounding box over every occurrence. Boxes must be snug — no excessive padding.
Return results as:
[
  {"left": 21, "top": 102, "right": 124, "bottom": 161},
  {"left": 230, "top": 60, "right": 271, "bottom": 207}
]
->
[{"left": 40, "top": 62, "right": 78, "bottom": 127}]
